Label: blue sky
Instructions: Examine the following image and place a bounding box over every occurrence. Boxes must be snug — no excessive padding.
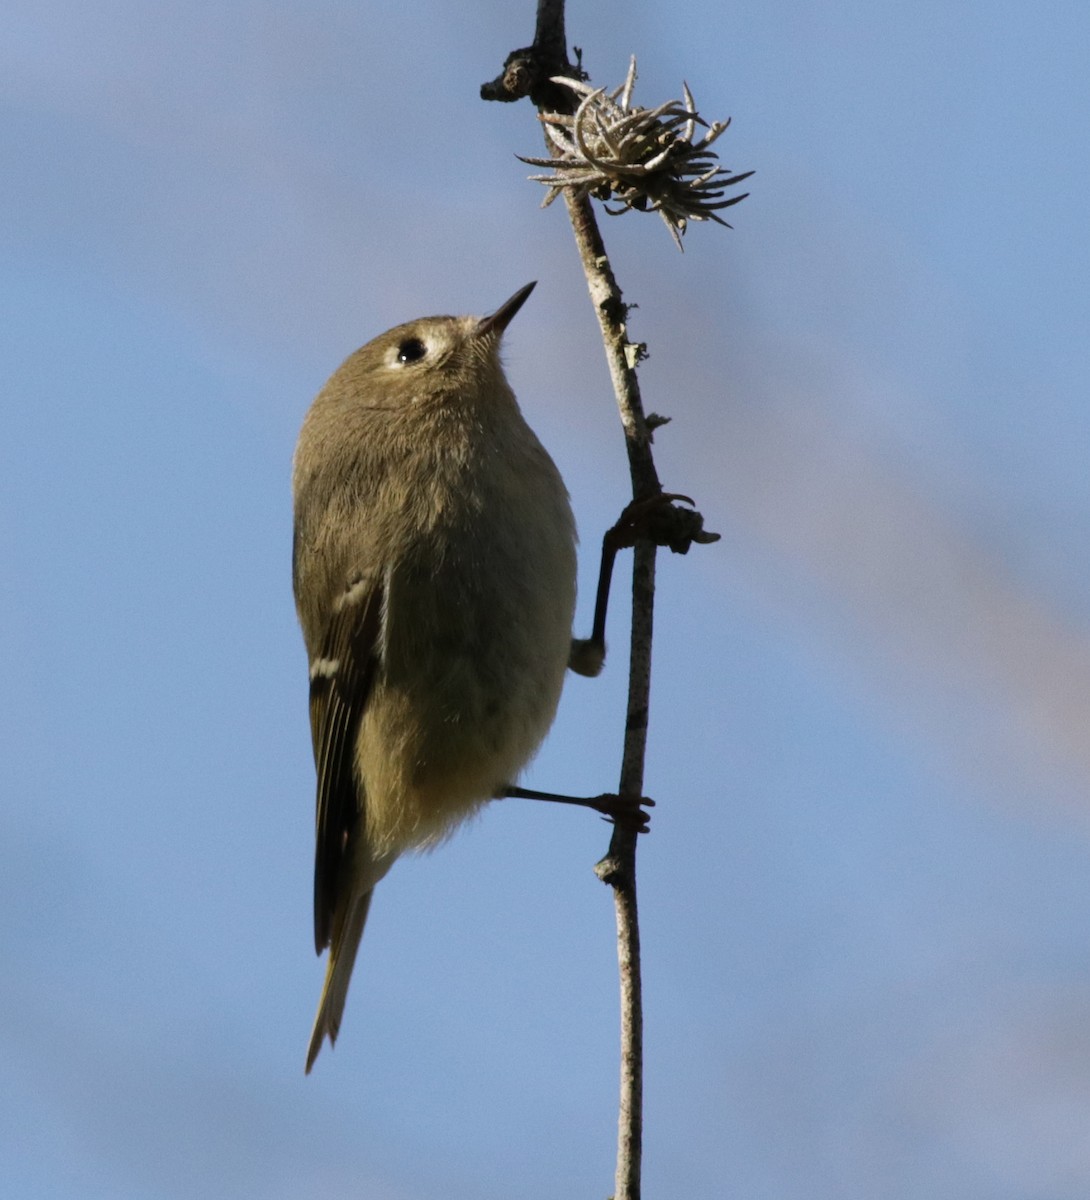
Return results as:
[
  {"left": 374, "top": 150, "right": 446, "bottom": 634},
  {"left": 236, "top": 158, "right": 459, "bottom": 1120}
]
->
[{"left": 4, "top": 2, "right": 1090, "bottom": 1196}]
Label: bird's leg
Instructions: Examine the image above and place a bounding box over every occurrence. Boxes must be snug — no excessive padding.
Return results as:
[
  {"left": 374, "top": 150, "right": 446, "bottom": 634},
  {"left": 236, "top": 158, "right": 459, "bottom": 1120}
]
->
[
  {"left": 543, "top": 493, "right": 715, "bottom": 830},
  {"left": 568, "top": 491, "right": 718, "bottom": 677},
  {"left": 500, "top": 785, "right": 653, "bottom": 833}
]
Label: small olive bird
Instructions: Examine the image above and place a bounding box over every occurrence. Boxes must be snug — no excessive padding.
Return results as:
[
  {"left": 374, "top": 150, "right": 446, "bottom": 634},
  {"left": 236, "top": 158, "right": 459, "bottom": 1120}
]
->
[{"left": 293, "top": 283, "right": 600, "bottom": 1072}]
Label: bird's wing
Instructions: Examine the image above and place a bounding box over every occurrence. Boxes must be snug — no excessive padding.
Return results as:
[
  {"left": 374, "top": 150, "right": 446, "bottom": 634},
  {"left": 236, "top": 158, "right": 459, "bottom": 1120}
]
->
[{"left": 308, "top": 574, "right": 385, "bottom": 954}]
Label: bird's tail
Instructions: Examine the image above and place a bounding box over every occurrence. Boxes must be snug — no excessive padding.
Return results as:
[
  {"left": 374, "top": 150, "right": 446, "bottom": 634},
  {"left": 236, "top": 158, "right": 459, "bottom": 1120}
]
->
[{"left": 305, "top": 889, "right": 374, "bottom": 1073}]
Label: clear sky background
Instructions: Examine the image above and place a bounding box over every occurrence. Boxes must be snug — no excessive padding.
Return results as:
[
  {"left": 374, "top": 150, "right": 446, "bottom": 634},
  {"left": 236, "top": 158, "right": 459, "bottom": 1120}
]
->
[{"left": 4, "top": 2, "right": 1090, "bottom": 1197}]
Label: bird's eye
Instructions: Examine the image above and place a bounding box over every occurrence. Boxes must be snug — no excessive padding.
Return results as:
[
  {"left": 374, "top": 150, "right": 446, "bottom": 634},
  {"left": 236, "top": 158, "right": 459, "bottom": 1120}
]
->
[{"left": 396, "top": 338, "right": 427, "bottom": 364}]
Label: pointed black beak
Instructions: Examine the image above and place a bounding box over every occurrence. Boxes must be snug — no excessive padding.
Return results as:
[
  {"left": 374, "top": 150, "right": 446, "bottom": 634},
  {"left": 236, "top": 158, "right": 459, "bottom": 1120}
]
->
[{"left": 475, "top": 281, "right": 537, "bottom": 338}]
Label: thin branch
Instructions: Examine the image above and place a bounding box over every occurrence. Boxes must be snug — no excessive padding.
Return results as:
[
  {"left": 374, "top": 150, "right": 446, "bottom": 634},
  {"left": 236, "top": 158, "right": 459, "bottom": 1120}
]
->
[
  {"left": 558, "top": 193, "right": 662, "bottom": 500},
  {"left": 532, "top": 0, "right": 567, "bottom": 61},
  {"left": 550, "top": 97, "right": 658, "bottom": 1200},
  {"left": 560, "top": 181, "right": 660, "bottom": 1200},
  {"left": 486, "top": 13, "right": 652, "bottom": 1200},
  {"left": 484, "top": 7, "right": 720, "bottom": 1198},
  {"left": 593, "top": 535, "right": 656, "bottom": 1200}
]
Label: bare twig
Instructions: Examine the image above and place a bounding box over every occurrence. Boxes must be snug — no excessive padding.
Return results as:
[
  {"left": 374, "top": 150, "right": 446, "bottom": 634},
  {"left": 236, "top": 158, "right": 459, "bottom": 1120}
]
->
[
  {"left": 545, "top": 100, "right": 659, "bottom": 1200},
  {"left": 483, "top": 6, "right": 723, "bottom": 1198},
  {"left": 559, "top": 182, "right": 659, "bottom": 1200},
  {"left": 592, "top": 534, "right": 655, "bottom": 1200}
]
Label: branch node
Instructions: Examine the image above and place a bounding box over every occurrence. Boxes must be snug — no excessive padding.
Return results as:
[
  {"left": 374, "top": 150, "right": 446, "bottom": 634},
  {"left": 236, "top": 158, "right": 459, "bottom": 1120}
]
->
[
  {"left": 594, "top": 850, "right": 625, "bottom": 886},
  {"left": 599, "top": 292, "right": 627, "bottom": 326},
  {"left": 480, "top": 23, "right": 575, "bottom": 109},
  {"left": 623, "top": 341, "right": 648, "bottom": 369}
]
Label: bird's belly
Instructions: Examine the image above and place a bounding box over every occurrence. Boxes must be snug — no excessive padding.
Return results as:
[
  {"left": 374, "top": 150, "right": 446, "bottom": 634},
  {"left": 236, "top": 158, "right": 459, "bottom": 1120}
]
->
[{"left": 355, "top": 573, "right": 573, "bottom": 859}]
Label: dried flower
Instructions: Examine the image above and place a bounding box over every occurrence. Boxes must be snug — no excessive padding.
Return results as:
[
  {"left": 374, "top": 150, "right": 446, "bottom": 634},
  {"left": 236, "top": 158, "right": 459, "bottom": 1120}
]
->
[{"left": 519, "top": 57, "right": 753, "bottom": 250}]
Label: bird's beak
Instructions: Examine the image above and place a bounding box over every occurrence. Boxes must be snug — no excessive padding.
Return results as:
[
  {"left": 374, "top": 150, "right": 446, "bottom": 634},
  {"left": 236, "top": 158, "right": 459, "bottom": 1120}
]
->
[{"left": 476, "top": 281, "right": 537, "bottom": 338}]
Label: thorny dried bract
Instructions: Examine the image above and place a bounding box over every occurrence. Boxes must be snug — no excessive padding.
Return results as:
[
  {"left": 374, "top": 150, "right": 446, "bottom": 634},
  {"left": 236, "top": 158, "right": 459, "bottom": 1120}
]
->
[{"left": 519, "top": 57, "right": 753, "bottom": 250}]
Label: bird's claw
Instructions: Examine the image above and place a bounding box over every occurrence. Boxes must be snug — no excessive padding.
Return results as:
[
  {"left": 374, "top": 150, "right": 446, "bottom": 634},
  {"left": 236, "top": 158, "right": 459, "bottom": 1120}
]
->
[
  {"left": 592, "top": 792, "right": 654, "bottom": 833},
  {"left": 607, "top": 492, "right": 718, "bottom": 555}
]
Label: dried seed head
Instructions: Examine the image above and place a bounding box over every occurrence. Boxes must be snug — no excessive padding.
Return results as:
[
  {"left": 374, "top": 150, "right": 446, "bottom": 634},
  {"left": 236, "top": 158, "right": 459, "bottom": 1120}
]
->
[{"left": 519, "top": 57, "right": 753, "bottom": 251}]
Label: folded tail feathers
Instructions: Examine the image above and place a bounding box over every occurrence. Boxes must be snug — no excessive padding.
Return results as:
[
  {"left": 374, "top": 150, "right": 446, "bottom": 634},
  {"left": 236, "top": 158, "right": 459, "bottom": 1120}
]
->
[{"left": 305, "top": 889, "right": 374, "bottom": 1073}]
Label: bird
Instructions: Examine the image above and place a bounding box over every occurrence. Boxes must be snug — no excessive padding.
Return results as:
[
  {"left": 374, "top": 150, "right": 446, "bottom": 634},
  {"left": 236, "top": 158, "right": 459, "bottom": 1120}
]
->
[{"left": 292, "top": 282, "right": 578, "bottom": 1072}]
